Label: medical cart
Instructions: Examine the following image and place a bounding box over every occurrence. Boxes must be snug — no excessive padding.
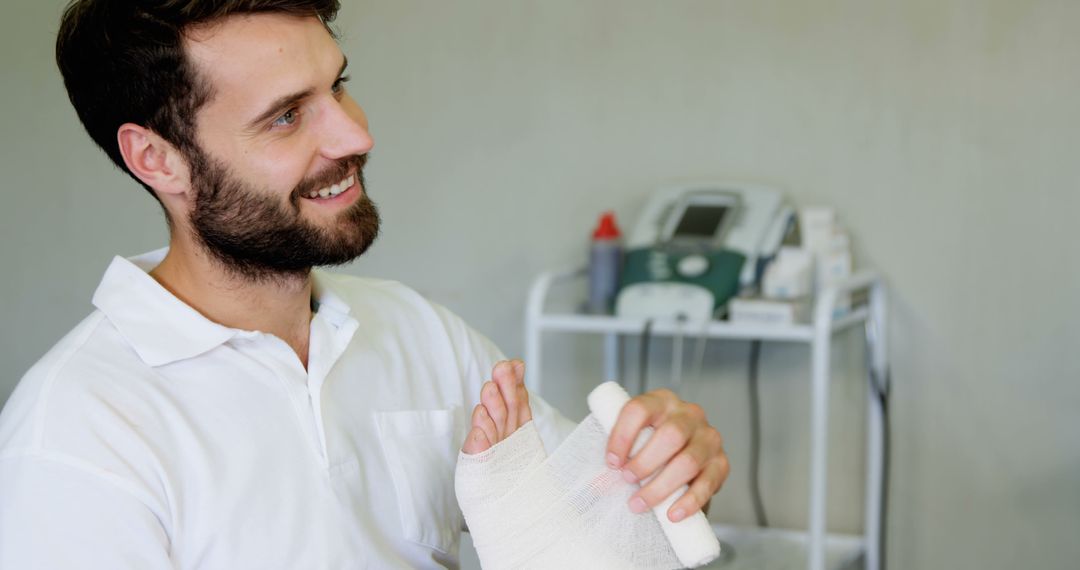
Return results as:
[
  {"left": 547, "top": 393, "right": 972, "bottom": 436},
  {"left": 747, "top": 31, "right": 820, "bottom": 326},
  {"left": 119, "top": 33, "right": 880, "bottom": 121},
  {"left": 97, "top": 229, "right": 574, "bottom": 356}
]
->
[{"left": 524, "top": 269, "right": 888, "bottom": 570}]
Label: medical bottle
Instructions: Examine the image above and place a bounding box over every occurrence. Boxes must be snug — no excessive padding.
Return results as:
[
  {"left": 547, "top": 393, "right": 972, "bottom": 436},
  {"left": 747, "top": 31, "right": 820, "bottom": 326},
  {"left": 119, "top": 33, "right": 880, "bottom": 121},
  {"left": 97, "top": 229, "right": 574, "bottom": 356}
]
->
[{"left": 587, "top": 211, "right": 623, "bottom": 314}]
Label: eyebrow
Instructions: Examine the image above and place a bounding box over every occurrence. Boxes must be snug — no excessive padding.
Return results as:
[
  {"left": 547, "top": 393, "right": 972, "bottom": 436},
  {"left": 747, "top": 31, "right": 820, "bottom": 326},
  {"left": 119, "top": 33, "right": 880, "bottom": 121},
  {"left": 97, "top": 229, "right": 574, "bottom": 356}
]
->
[{"left": 244, "top": 56, "right": 349, "bottom": 131}]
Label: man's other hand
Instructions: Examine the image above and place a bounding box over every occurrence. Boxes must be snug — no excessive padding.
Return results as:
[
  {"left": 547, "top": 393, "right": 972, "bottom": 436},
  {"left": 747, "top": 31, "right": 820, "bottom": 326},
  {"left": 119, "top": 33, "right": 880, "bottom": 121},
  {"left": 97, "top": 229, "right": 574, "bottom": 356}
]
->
[{"left": 606, "top": 389, "right": 729, "bottom": 523}]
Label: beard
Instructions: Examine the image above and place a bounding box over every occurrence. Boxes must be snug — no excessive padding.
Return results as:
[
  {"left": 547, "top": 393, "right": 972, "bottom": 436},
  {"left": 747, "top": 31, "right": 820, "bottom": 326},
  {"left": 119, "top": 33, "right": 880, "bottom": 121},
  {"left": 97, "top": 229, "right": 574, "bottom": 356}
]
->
[{"left": 185, "top": 145, "right": 380, "bottom": 283}]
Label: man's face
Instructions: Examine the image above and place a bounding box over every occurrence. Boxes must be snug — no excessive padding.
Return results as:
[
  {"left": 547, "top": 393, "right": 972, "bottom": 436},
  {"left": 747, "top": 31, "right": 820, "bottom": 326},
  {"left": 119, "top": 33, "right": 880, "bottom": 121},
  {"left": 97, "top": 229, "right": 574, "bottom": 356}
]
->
[{"left": 180, "top": 14, "right": 378, "bottom": 280}]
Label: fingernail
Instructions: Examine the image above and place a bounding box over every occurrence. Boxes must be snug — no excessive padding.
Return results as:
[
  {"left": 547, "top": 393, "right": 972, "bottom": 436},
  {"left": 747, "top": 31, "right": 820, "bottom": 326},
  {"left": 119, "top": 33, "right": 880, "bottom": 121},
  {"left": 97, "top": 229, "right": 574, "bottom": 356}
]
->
[
  {"left": 629, "top": 497, "right": 647, "bottom": 514},
  {"left": 606, "top": 453, "right": 620, "bottom": 468},
  {"left": 670, "top": 508, "right": 687, "bottom": 522},
  {"left": 479, "top": 407, "right": 487, "bottom": 417},
  {"left": 622, "top": 469, "right": 638, "bottom": 484}
]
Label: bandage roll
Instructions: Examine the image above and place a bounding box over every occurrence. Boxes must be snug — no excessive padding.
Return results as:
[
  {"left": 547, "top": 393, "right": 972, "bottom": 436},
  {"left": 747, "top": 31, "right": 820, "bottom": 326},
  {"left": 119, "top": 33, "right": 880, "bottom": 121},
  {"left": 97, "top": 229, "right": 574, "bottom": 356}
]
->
[{"left": 587, "top": 382, "right": 722, "bottom": 569}]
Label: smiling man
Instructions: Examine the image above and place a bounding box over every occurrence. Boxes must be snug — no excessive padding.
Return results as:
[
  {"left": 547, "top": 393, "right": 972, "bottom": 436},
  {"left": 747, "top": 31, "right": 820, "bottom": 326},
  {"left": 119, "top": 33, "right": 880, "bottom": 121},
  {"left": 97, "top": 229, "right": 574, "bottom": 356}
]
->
[{"left": 0, "top": 1, "right": 729, "bottom": 568}]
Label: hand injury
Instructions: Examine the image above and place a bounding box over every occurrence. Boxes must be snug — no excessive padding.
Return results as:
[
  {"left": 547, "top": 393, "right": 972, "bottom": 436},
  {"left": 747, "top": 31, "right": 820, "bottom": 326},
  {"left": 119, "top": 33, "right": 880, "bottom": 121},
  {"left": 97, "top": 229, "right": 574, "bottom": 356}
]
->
[{"left": 455, "top": 382, "right": 720, "bottom": 569}]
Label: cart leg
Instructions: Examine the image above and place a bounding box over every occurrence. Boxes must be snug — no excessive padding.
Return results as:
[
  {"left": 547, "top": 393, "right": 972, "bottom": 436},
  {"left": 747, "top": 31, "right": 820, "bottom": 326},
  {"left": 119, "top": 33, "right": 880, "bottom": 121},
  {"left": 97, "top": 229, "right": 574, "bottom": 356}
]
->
[
  {"left": 808, "top": 332, "right": 832, "bottom": 570},
  {"left": 525, "top": 318, "right": 542, "bottom": 395},
  {"left": 603, "top": 332, "right": 619, "bottom": 385}
]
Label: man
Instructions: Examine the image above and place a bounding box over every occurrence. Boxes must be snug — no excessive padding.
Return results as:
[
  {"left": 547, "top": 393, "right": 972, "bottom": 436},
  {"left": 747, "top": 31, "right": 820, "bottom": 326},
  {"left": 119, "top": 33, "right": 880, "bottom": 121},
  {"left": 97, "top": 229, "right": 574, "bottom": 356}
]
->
[{"left": 0, "top": 1, "right": 730, "bottom": 568}]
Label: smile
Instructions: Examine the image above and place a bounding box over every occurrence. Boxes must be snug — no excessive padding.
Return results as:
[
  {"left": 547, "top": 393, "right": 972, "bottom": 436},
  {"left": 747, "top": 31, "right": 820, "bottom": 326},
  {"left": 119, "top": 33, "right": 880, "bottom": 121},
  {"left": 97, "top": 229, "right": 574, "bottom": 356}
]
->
[{"left": 305, "top": 173, "right": 355, "bottom": 199}]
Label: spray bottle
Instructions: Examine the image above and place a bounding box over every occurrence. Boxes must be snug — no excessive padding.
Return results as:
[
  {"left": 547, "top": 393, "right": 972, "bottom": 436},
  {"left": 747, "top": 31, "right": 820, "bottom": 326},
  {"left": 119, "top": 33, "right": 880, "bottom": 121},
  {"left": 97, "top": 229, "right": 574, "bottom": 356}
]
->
[{"left": 587, "top": 211, "right": 623, "bottom": 314}]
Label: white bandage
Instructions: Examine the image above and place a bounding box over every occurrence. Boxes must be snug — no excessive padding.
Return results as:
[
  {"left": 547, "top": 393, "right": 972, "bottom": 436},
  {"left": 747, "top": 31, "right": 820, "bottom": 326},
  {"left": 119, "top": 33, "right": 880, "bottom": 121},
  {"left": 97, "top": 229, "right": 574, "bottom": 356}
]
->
[{"left": 455, "top": 382, "right": 720, "bottom": 569}]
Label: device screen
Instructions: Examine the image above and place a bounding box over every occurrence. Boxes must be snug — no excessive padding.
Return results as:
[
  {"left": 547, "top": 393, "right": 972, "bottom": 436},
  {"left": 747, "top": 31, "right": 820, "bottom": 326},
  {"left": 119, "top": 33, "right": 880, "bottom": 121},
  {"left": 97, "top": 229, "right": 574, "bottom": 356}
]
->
[{"left": 673, "top": 205, "right": 729, "bottom": 238}]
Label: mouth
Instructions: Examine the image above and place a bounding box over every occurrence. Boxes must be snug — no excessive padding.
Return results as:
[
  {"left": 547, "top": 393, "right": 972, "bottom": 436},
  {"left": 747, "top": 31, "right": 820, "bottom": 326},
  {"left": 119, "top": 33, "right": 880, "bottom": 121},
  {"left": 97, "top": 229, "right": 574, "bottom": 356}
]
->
[
  {"left": 303, "top": 171, "right": 356, "bottom": 199},
  {"left": 300, "top": 170, "right": 360, "bottom": 206}
]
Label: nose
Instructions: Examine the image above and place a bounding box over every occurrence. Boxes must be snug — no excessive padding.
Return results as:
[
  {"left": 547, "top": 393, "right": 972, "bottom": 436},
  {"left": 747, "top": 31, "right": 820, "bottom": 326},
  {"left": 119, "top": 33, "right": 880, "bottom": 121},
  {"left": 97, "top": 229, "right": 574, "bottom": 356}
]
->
[{"left": 317, "top": 97, "right": 375, "bottom": 160}]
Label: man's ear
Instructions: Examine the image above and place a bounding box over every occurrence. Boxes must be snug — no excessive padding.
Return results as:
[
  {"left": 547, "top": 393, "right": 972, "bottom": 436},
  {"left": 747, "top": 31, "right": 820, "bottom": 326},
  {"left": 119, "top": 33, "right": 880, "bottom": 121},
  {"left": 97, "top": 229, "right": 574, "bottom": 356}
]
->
[{"left": 116, "top": 123, "right": 190, "bottom": 198}]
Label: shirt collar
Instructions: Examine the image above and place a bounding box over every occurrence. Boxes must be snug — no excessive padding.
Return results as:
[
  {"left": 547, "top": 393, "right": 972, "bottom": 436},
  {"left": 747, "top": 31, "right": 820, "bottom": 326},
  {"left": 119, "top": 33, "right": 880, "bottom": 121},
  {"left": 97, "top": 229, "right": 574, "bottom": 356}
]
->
[
  {"left": 310, "top": 271, "right": 355, "bottom": 330},
  {"left": 92, "top": 248, "right": 358, "bottom": 368},
  {"left": 308, "top": 271, "right": 361, "bottom": 383},
  {"left": 92, "top": 248, "right": 236, "bottom": 367}
]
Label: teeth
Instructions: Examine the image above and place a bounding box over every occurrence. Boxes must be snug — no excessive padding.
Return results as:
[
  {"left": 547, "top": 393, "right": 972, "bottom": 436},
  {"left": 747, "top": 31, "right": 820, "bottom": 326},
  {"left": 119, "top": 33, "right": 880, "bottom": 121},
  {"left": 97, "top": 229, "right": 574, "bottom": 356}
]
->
[{"left": 306, "top": 174, "right": 354, "bottom": 199}]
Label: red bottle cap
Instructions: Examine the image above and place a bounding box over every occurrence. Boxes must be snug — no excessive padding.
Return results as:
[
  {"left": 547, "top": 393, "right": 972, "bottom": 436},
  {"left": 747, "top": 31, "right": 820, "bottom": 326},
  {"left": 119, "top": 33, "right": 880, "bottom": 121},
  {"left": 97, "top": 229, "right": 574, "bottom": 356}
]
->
[{"left": 592, "top": 211, "right": 621, "bottom": 239}]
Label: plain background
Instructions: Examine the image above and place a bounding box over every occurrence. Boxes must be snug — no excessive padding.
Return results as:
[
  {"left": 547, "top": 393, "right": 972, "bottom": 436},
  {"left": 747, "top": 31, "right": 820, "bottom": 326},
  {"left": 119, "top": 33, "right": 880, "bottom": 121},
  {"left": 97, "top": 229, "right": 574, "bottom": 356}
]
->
[{"left": 2, "top": 1, "right": 1078, "bottom": 568}]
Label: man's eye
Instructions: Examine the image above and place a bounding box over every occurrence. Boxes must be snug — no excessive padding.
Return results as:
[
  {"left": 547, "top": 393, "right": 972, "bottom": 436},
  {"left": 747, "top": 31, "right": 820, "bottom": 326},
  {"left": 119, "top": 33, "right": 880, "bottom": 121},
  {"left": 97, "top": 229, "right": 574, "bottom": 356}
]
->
[
  {"left": 332, "top": 75, "right": 351, "bottom": 95},
  {"left": 272, "top": 109, "right": 299, "bottom": 128}
]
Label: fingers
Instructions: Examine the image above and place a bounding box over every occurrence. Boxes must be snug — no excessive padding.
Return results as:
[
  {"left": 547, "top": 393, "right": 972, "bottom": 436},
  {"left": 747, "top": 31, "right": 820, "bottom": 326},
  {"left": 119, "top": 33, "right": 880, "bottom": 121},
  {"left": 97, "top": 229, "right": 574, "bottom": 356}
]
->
[
  {"left": 665, "top": 453, "right": 729, "bottom": 522},
  {"left": 606, "top": 389, "right": 679, "bottom": 469},
  {"left": 475, "top": 360, "right": 533, "bottom": 448},
  {"left": 621, "top": 409, "right": 700, "bottom": 482},
  {"left": 492, "top": 359, "right": 531, "bottom": 430},
  {"left": 472, "top": 402, "right": 499, "bottom": 446},
  {"left": 510, "top": 360, "right": 532, "bottom": 425},
  {"left": 629, "top": 425, "right": 727, "bottom": 520},
  {"left": 480, "top": 380, "right": 508, "bottom": 440},
  {"left": 461, "top": 426, "right": 492, "bottom": 454},
  {"left": 461, "top": 402, "right": 501, "bottom": 454},
  {"left": 492, "top": 361, "right": 520, "bottom": 433},
  {"left": 606, "top": 389, "right": 726, "bottom": 519}
]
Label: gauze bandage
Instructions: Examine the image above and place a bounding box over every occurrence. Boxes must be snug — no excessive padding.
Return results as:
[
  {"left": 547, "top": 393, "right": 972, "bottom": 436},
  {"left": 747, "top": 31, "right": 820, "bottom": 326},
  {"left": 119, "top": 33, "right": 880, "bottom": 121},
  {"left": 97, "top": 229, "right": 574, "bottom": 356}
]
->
[{"left": 455, "top": 382, "right": 721, "bottom": 569}]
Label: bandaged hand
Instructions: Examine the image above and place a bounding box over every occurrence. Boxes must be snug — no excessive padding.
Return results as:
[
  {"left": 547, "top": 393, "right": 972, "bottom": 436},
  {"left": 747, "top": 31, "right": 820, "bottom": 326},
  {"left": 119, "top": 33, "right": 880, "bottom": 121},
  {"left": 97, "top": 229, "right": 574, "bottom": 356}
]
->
[
  {"left": 461, "top": 360, "right": 730, "bottom": 523},
  {"left": 455, "top": 365, "right": 723, "bottom": 569},
  {"left": 455, "top": 364, "right": 725, "bottom": 570},
  {"left": 606, "top": 389, "right": 730, "bottom": 523}
]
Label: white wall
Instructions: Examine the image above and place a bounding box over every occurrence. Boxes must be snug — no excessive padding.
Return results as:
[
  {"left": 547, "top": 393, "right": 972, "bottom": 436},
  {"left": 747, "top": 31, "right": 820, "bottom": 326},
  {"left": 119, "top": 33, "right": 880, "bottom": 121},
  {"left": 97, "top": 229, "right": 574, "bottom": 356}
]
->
[{"left": 2, "top": 1, "right": 1077, "bottom": 568}]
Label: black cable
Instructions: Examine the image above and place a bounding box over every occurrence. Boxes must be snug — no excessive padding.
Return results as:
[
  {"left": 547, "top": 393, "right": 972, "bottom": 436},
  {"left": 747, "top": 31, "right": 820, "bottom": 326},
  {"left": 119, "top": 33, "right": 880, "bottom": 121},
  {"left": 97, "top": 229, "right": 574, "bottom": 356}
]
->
[
  {"left": 638, "top": 319, "right": 654, "bottom": 395},
  {"left": 871, "top": 366, "right": 891, "bottom": 570},
  {"left": 865, "top": 317, "right": 891, "bottom": 570},
  {"left": 747, "top": 340, "right": 769, "bottom": 527}
]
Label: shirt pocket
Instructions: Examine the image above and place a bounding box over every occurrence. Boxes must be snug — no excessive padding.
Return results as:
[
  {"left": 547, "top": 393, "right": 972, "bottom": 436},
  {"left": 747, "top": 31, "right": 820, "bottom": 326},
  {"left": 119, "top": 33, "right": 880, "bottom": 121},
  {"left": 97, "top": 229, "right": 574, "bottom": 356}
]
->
[{"left": 374, "top": 407, "right": 465, "bottom": 554}]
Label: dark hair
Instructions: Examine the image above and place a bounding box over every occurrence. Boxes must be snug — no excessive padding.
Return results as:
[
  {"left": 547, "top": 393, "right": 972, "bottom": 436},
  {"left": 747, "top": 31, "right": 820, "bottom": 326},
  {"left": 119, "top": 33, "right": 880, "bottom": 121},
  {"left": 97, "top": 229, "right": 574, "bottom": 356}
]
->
[{"left": 55, "top": 0, "right": 341, "bottom": 199}]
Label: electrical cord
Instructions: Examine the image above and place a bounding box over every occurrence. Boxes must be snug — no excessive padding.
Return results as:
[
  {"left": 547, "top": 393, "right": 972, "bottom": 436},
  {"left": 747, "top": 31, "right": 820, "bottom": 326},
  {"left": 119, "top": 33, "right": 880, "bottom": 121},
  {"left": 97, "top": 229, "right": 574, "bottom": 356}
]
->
[
  {"left": 865, "top": 319, "right": 891, "bottom": 570},
  {"left": 637, "top": 319, "right": 654, "bottom": 396},
  {"left": 870, "top": 364, "right": 891, "bottom": 570},
  {"left": 879, "top": 372, "right": 891, "bottom": 570},
  {"left": 747, "top": 340, "right": 769, "bottom": 527},
  {"left": 745, "top": 335, "right": 888, "bottom": 552},
  {"left": 688, "top": 315, "right": 712, "bottom": 391},
  {"left": 670, "top": 316, "right": 686, "bottom": 394}
]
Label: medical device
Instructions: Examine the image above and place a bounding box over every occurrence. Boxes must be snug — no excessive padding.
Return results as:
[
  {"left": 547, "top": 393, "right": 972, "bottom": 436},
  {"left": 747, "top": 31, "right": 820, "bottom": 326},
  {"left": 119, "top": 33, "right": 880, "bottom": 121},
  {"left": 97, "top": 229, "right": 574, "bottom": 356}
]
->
[{"left": 616, "top": 182, "right": 791, "bottom": 321}]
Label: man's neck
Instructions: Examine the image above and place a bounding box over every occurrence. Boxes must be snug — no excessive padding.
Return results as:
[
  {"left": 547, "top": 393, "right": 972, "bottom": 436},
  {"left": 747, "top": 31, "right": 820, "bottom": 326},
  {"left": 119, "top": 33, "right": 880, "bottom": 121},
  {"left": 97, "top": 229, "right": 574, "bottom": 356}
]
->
[{"left": 150, "top": 238, "right": 315, "bottom": 369}]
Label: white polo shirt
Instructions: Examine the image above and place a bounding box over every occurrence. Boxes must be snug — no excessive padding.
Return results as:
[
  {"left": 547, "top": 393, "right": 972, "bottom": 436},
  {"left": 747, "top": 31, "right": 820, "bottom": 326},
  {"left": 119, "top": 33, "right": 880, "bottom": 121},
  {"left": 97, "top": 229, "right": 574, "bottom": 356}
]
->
[{"left": 0, "top": 249, "right": 574, "bottom": 569}]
